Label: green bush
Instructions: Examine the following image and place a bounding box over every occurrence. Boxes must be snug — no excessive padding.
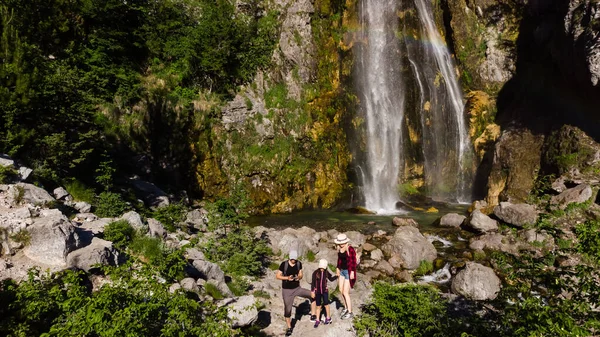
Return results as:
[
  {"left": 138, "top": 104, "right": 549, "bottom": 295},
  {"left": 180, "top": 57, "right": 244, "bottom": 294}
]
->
[
  {"left": 204, "top": 282, "right": 224, "bottom": 300},
  {"left": 129, "top": 237, "right": 186, "bottom": 282},
  {"left": 0, "top": 165, "right": 17, "bottom": 183},
  {"left": 151, "top": 204, "right": 186, "bottom": 232},
  {"left": 354, "top": 283, "right": 448, "bottom": 337},
  {"left": 575, "top": 220, "right": 600, "bottom": 264},
  {"left": 414, "top": 260, "right": 434, "bottom": 276},
  {"left": 64, "top": 180, "right": 95, "bottom": 203},
  {"left": 0, "top": 266, "right": 233, "bottom": 337},
  {"left": 202, "top": 226, "right": 271, "bottom": 277},
  {"left": 95, "top": 191, "right": 130, "bottom": 218},
  {"left": 206, "top": 184, "right": 250, "bottom": 232},
  {"left": 102, "top": 220, "right": 135, "bottom": 249}
]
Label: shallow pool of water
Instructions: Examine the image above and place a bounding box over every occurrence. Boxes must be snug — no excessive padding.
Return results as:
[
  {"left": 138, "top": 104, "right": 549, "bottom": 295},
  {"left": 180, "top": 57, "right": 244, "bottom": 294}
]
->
[{"left": 248, "top": 203, "right": 469, "bottom": 234}]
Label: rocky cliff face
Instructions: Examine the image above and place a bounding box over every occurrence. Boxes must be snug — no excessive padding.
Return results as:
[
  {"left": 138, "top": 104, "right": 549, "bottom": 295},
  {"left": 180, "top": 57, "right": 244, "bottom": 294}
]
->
[
  {"left": 444, "top": 0, "right": 600, "bottom": 204},
  {"left": 197, "top": 0, "right": 355, "bottom": 213}
]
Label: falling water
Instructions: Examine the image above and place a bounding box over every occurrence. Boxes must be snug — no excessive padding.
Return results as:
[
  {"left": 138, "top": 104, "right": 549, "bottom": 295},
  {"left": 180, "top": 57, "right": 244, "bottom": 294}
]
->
[
  {"left": 412, "top": 0, "right": 473, "bottom": 202},
  {"left": 356, "top": 0, "right": 405, "bottom": 213},
  {"left": 356, "top": 0, "right": 474, "bottom": 211}
]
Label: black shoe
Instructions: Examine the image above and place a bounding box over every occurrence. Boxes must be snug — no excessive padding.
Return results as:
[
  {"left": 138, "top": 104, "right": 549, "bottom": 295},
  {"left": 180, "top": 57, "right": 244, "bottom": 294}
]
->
[
  {"left": 285, "top": 328, "right": 293, "bottom": 336},
  {"left": 309, "top": 315, "right": 317, "bottom": 322}
]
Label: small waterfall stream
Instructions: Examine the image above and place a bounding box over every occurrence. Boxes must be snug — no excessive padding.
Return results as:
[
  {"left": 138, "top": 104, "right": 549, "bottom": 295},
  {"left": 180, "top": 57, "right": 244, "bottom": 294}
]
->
[{"left": 355, "top": 0, "right": 474, "bottom": 212}]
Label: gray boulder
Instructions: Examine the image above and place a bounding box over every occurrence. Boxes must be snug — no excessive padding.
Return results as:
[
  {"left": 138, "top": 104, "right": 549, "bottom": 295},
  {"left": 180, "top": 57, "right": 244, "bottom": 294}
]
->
[
  {"left": 439, "top": 213, "right": 466, "bottom": 228},
  {"left": 120, "top": 211, "right": 145, "bottom": 231},
  {"left": 180, "top": 277, "right": 199, "bottom": 292},
  {"left": 147, "top": 218, "right": 167, "bottom": 238},
  {"left": 18, "top": 167, "right": 32, "bottom": 181},
  {"left": 193, "top": 259, "right": 226, "bottom": 284},
  {"left": 451, "top": 262, "right": 501, "bottom": 300},
  {"left": 494, "top": 202, "right": 538, "bottom": 227},
  {"left": 0, "top": 155, "right": 15, "bottom": 168},
  {"left": 79, "top": 218, "right": 113, "bottom": 235},
  {"left": 73, "top": 202, "right": 92, "bottom": 213},
  {"left": 67, "top": 238, "right": 119, "bottom": 271},
  {"left": 550, "top": 184, "right": 593, "bottom": 210},
  {"left": 24, "top": 214, "right": 80, "bottom": 266},
  {"left": 227, "top": 295, "right": 258, "bottom": 328},
  {"left": 381, "top": 226, "right": 437, "bottom": 270},
  {"left": 468, "top": 209, "right": 498, "bottom": 233},
  {"left": 11, "top": 183, "right": 55, "bottom": 206},
  {"left": 53, "top": 187, "right": 70, "bottom": 200},
  {"left": 128, "top": 176, "right": 170, "bottom": 208}
]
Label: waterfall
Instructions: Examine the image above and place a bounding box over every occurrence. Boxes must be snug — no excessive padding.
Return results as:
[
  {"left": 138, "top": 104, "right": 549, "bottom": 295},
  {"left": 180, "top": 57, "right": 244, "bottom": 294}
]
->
[
  {"left": 412, "top": 0, "right": 473, "bottom": 202},
  {"left": 356, "top": 0, "right": 405, "bottom": 213},
  {"left": 355, "top": 0, "right": 474, "bottom": 212}
]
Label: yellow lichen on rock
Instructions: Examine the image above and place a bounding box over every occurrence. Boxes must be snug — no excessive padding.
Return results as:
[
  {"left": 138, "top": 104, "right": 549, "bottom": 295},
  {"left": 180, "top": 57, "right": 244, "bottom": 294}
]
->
[{"left": 426, "top": 207, "right": 439, "bottom": 213}]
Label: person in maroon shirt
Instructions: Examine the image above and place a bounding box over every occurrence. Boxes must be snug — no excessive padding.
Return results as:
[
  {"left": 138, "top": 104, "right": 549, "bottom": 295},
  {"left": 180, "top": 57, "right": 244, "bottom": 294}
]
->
[
  {"left": 335, "top": 233, "right": 357, "bottom": 319},
  {"left": 310, "top": 259, "right": 338, "bottom": 328}
]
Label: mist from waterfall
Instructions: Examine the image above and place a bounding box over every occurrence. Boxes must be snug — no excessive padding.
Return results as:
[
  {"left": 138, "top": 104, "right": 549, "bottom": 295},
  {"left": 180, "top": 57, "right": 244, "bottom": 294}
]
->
[{"left": 355, "top": 0, "right": 474, "bottom": 213}]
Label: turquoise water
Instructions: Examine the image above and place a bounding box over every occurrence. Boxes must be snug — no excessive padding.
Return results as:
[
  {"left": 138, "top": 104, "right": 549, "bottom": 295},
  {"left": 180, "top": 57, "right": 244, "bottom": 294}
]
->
[{"left": 247, "top": 203, "right": 470, "bottom": 234}]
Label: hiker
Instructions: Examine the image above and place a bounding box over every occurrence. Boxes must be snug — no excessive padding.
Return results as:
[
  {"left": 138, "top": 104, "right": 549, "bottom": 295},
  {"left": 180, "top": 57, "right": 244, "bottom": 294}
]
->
[
  {"left": 310, "top": 259, "right": 338, "bottom": 328},
  {"left": 276, "top": 249, "right": 316, "bottom": 336},
  {"left": 335, "top": 233, "right": 357, "bottom": 319}
]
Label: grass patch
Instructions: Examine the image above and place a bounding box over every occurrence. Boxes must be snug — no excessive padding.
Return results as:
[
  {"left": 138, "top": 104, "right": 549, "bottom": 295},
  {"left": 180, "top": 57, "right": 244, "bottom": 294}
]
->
[
  {"left": 253, "top": 290, "right": 270, "bottom": 299},
  {"left": 10, "top": 229, "right": 31, "bottom": 246},
  {"left": 64, "top": 180, "right": 95, "bottom": 203},
  {"left": 205, "top": 282, "right": 224, "bottom": 300},
  {"left": 413, "top": 260, "right": 434, "bottom": 276},
  {"left": 305, "top": 250, "right": 316, "bottom": 262}
]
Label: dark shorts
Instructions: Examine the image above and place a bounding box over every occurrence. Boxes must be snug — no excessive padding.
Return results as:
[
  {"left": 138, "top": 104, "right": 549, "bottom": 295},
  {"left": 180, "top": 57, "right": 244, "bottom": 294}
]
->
[{"left": 315, "top": 291, "right": 330, "bottom": 306}]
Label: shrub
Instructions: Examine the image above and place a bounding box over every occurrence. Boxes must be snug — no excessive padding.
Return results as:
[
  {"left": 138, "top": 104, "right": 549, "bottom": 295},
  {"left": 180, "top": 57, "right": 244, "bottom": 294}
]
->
[
  {"left": 204, "top": 282, "right": 224, "bottom": 300},
  {"left": 102, "top": 220, "right": 135, "bottom": 249},
  {"left": 206, "top": 184, "right": 250, "bottom": 232},
  {"left": 227, "top": 276, "right": 250, "bottom": 297},
  {"left": 151, "top": 204, "right": 186, "bottom": 232},
  {"left": 0, "top": 165, "right": 17, "bottom": 183},
  {"left": 354, "top": 283, "right": 448, "bottom": 337},
  {"left": 10, "top": 229, "right": 31, "bottom": 247},
  {"left": 95, "top": 191, "right": 130, "bottom": 218},
  {"left": 202, "top": 226, "right": 271, "bottom": 277},
  {"left": 129, "top": 237, "right": 186, "bottom": 282},
  {"left": 0, "top": 266, "right": 233, "bottom": 337},
  {"left": 64, "top": 180, "right": 95, "bottom": 203}
]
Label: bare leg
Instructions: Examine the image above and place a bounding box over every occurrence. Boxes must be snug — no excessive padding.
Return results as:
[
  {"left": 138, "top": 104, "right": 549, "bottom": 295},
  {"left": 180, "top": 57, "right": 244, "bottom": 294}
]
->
[
  {"left": 342, "top": 278, "right": 352, "bottom": 313},
  {"left": 285, "top": 317, "right": 291, "bottom": 329},
  {"left": 325, "top": 304, "right": 331, "bottom": 319},
  {"left": 337, "top": 276, "right": 347, "bottom": 310},
  {"left": 316, "top": 305, "right": 322, "bottom": 321}
]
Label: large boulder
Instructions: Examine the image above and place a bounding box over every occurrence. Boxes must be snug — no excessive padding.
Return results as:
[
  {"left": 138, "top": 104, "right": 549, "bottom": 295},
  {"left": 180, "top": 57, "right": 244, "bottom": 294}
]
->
[
  {"left": 493, "top": 202, "right": 538, "bottom": 227},
  {"left": 381, "top": 226, "right": 437, "bottom": 270},
  {"left": 10, "top": 183, "right": 55, "bottom": 207},
  {"left": 469, "top": 232, "right": 520, "bottom": 255},
  {"left": 227, "top": 295, "right": 259, "bottom": 328},
  {"left": 23, "top": 214, "right": 80, "bottom": 266},
  {"left": 550, "top": 184, "right": 593, "bottom": 210},
  {"left": 439, "top": 213, "right": 466, "bottom": 228},
  {"left": 128, "top": 176, "right": 170, "bottom": 208},
  {"left": 468, "top": 210, "right": 498, "bottom": 233},
  {"left": 120, "top": 211, "right": 146, "bottom": 231},
  {"left": 147, "top": 218, "right": 167, "bottom": 238},
  {"left": 192, "top": 259, "right": 226, "bottom": 284},
  {"left": 451, "top": 262, "right": 501, "bottom": 300},
  {"left": 67, "top": 238, "right": 120, "bottom": 271}
]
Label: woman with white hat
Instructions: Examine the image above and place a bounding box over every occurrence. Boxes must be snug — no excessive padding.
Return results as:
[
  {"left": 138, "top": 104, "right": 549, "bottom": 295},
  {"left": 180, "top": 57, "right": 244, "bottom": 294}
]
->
[{"left": 334, "top": 233, "right": 357, "bottom": 319}]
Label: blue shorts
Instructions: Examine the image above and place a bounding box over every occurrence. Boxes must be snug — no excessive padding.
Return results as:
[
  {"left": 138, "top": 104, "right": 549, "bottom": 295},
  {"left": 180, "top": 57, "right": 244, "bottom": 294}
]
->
[{"left": 340, "top": 269, "right": 349, "bottom": 279}]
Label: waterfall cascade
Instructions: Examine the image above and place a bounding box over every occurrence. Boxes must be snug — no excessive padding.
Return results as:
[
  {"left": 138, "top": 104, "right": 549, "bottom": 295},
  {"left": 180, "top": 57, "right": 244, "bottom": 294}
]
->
[{"left": 355, "top": 0, "right": 474, "bottom": 213}]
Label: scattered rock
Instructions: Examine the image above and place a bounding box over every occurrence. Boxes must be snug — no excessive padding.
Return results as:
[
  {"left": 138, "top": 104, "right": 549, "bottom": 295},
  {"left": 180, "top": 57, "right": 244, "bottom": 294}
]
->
[
  {"left": 227, "top": 295, "right": 259, "bottom": 328},
  {"left": 439, "top": 213, "right": 466, "bottom": 228},
  {"left": 67, "top": 238, "right": 119, "bottom": 271},
  {"left": 120, "top": 211, "right": 146, "bottom": 231},
  {"left": 550, "top": 184, "right": 593, "bottom": 210},
  {"left": 392, "top": 217, "right": 419, "bottom": 227},
  {"left": 494, "top": 202, "right": 538, "bottom": 227},
  {"left": 24, "top": 214, "right": 80, "bottom": 266},
  {"left": 468, "top": 209, "right": 498, "bottom": 233},
  {"left": 381, "top": 226, "right": 437, "bottom": 270},
  {"left": 148, "top": 218, "right": 166, "bottom": 238},
  {"left": 451, "top": 262, "right": 501, "bottom": 300},
  {"left": 53, "top": 187, "right": 70, "bottom": 200},
  {"left": 73, "top": 202, "right": 92, "bottom": 213},
  {"left": 180, "top": 277, "right": 199, "bottom": 292}
]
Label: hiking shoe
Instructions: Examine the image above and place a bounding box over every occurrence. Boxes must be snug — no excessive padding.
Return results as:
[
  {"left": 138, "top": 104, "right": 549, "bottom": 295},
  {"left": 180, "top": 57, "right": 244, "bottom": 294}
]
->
[
  {"left": 309, "top": 315, "right": 317, "bottom": 322},
  {"left": 285, "top": 328, "right": 293, "bottom": 336},
  {"left": 341, "top": 312, "right": 354, "bottom": 320},
  {"left": 340, "top": 308, "right": 348, "bottom": 316},
  {"left": 324, "top": 317, "right": 332, "bottom": 325},
  {"left": 314, "top": 320, "right": 320, "bottom": 328}
]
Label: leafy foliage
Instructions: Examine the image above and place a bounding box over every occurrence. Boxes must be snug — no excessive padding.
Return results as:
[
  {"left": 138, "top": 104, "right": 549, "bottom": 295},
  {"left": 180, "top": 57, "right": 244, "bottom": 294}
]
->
[
  {"left": 102, "top": 220, "right": 136, "bottom": 249},
  {"left": 354, "top": 283, "right": 449, "bottom": 337},
  {"left": 0, "top": 266, "right": 233, "bottom": 337},
  {"left": 202, "top": 226, "right": 271, "bottom": 277},
  {"left": 151, "top": 203, "right": 186, "bottom": 232},
  {"left": 94, "top": 191, "right": 130, "bottom": 218}
]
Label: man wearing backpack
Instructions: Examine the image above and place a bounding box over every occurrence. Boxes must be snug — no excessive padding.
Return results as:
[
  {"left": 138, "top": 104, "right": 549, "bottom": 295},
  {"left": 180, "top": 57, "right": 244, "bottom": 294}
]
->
[{"left": 276, "top": 249, "right": 316, "bottom": 336}]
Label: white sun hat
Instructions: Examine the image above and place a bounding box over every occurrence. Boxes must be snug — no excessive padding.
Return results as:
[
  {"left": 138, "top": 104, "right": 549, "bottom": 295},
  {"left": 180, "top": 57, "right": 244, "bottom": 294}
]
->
[
  {"left": 334, "top": 233, "right": 350, "bottom": 244},
  {"left": 318, "top": 259, "right": 328, "bottom": 269}
]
